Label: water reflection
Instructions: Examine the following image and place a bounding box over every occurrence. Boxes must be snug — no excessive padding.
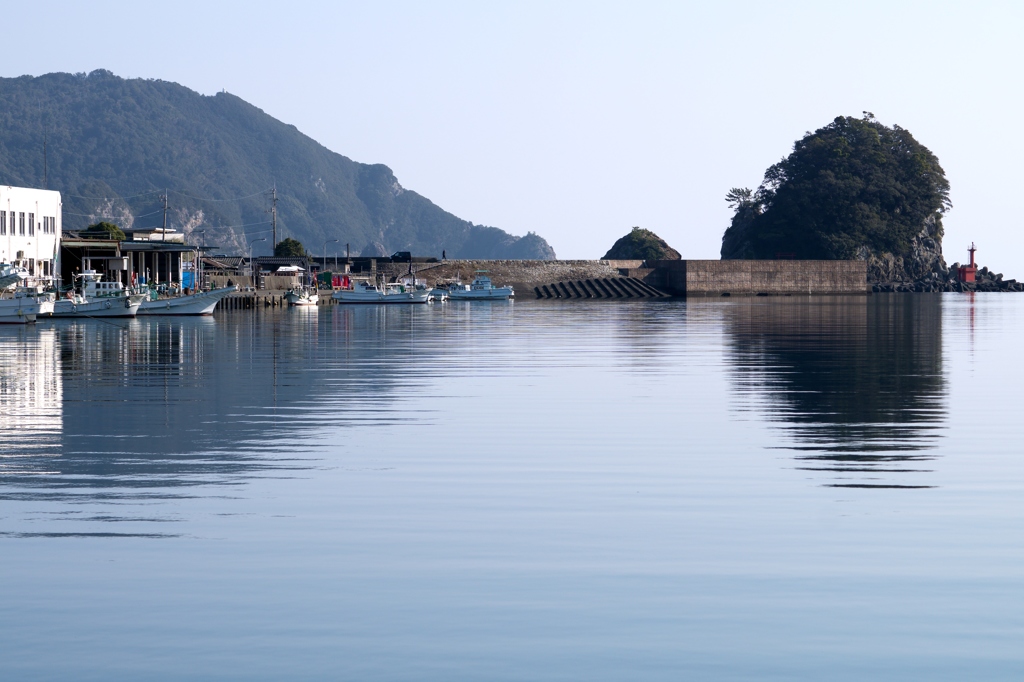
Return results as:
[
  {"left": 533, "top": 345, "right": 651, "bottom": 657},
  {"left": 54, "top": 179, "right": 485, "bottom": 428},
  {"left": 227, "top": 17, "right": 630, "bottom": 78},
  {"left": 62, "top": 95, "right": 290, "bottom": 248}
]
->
[
  {"left": 0, "top": 300, "right": 609, "bottom": 538},
  {"left": 724, "top": 295, "right": 946, "bottom": 488},
  {"left": 0, "top": 327, "right": 62, "bottom": 471},
  {"left": 0, "top": 296, "right": 953, "bottom": 541},
  {"left": 0, "top": 309, "right": 431, "bottom": 537}
]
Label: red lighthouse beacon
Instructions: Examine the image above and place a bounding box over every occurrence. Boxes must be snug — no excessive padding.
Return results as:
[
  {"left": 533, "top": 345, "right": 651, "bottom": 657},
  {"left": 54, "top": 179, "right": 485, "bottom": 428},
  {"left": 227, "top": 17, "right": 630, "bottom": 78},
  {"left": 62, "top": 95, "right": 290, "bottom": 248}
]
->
[{"left": 958, "top": 243, "right": 978, "bottom": 283}]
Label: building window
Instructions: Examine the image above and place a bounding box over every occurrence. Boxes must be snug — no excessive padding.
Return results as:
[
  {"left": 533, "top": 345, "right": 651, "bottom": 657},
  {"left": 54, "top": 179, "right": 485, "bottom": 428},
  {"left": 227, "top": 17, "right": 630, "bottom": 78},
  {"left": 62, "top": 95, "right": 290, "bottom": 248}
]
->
[
  {"left": 28, "top": 213, "right": 34, "bottom": 236},
  {"left": 0, "top": 211, "right": 5, "bottom": 235},
  {"left": 19, "top": 212, "right": 25, "bottom": 236}
]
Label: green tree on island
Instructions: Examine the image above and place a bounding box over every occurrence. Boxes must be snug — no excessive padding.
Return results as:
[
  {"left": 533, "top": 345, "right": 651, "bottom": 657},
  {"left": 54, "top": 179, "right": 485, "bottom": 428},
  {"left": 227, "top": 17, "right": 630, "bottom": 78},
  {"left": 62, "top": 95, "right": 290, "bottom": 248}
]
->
[
  {"left": 721, "top": 113, "right": 951, "bottom": 261},
  {"left": 274, "top": 238, "right": 306, "bottom": 257},
  {"left": 602, "top": 227, "right": 681, "bottom": 261},
  {"left": 83, "top": 221, "right": 126, "bottom": 241}
]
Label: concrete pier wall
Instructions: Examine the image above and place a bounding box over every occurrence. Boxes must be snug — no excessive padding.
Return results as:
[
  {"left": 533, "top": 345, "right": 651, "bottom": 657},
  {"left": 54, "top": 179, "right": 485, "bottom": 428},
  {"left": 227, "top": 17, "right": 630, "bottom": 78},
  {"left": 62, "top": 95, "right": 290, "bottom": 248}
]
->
[{"left": 647, "top": 260, "right": 868, "bottom": 297}]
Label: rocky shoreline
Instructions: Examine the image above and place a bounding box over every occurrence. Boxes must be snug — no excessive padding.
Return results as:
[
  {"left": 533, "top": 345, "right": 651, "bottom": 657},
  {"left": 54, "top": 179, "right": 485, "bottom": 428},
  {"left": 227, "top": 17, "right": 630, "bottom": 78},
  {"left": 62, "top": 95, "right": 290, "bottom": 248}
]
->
[{"left": 872, "top": 264, "right": 1023, "bottom": 293}]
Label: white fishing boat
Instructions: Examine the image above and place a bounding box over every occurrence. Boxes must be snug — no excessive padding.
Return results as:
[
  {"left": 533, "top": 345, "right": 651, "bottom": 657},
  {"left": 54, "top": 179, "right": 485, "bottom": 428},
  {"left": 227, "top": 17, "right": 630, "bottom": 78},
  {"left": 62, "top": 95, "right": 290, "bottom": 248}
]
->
[
  {"left": 447, "top": 272, "right": 514, "bottom": 300},
  {"left": 50, "top": 270, "right": 144, "bottom": 318},
  {"left": 332, "top": 279, "right": 432, "bottom": 304},
  {"left": 0, "top": 263, "right": 29, "bottom": 290},
  {"left": 138, "top": 285, "right": 238, "bottom": 316},
  {"left": 0, "top": 284, "right": 55, "bottom": 324},
  {"left": 284, "top": 286, "right": 319, "bottom": 306}
]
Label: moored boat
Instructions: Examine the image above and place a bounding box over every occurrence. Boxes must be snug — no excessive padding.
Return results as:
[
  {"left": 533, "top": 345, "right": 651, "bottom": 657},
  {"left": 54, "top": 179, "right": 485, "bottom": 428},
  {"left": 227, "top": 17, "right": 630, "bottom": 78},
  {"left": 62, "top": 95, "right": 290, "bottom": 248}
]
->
[
  {"left": 332, "top": 279, "right": 431, "bottom": 304},
  {"left": 138, "top": 285, "right": 238, "bottom": 316},
  {"left": 50, "top": 270, "right": 143, "bottom": 318},
  {"left": 0, "top": 284, "right": 55, "bottom": 324},
  {"left": 0, "top": 263, "right": 29, "bottom": 290},
  {"left": 284, "top": 286, "right": 319, "bottom": 306},
  {"left": 447, "top": 272, "right": 514, "bottom": 300}
]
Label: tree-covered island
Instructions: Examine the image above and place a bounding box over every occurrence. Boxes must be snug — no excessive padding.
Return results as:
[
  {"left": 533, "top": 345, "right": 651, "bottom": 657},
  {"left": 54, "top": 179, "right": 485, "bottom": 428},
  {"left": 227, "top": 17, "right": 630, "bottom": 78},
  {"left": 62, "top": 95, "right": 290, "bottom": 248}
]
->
[{"left": 721, "top": 114, "right": 971, "bottom": 287}]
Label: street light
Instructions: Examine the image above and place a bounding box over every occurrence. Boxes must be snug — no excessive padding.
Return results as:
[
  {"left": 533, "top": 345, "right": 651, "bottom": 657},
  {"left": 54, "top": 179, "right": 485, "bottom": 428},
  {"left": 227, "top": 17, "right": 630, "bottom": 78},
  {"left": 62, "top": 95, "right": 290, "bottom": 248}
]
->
[
  {"left": 249, "top": 238, "right": 266, "bottom": 282},
  {"left": 324, "top": 239, "right": 339, "bottom": 273}
]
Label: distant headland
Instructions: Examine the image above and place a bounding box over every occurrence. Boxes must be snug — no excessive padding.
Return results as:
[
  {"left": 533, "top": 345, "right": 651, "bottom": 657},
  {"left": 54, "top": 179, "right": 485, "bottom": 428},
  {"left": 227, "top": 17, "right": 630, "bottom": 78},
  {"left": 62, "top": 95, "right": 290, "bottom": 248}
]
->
[{"left": 0, "top": 70, "right": 556, "bottom": 260}]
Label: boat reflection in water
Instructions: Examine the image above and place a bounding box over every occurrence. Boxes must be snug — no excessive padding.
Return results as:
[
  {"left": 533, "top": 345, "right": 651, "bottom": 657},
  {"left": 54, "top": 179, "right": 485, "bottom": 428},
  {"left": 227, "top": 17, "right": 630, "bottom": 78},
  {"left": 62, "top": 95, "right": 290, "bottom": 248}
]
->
[
  {"left": 0, "top": 314, "right": 328, "bottom": 537},
  {"left": 723, "top": 295, "right": 946, "bottom": 488},
  {"left": 0, "top": 307, "right": 437, "bottom": 537}
]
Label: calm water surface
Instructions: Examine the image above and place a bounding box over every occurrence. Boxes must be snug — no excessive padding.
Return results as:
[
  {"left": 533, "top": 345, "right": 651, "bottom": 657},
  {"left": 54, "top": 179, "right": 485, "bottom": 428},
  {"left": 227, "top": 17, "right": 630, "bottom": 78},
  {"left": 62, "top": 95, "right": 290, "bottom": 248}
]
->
[{"left": 1, "top": 295, "right": 1022, "bottom": 680}]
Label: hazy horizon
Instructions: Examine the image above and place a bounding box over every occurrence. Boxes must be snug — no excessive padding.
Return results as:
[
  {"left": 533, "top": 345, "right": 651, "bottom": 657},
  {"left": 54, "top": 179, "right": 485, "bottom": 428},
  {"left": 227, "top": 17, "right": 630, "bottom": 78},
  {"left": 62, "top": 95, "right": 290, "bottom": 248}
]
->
[{"left": 3, "top": 1, "right": 1021, "bottom": 272}]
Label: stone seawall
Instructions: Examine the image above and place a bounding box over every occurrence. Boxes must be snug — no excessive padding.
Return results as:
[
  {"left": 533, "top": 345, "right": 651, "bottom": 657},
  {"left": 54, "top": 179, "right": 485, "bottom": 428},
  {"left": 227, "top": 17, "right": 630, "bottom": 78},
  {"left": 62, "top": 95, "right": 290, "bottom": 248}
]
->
[
  {"left": 396, "top": 260, "right": 642, "bottom": 293},
  {"left": 647, "top": 260, "right": 868, "bottom": 296}
]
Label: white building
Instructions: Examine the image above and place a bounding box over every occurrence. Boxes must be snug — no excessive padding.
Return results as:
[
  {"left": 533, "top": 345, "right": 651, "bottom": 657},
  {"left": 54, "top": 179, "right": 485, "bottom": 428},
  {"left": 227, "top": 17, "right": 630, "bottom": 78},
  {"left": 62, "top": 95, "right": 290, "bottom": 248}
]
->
[{"left": 0, "top": 186, "right": 61, "bottom": 280}]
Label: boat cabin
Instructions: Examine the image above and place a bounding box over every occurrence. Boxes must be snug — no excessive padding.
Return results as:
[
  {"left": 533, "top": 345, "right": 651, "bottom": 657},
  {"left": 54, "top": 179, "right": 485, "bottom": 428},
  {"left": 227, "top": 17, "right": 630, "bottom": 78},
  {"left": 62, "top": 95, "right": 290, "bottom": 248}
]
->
[
  {"left": 79, "top": 270, "right": 127, "bottom": 298},
  {"left": 470, "top": 274, "right": 494, "bottom": 290}
]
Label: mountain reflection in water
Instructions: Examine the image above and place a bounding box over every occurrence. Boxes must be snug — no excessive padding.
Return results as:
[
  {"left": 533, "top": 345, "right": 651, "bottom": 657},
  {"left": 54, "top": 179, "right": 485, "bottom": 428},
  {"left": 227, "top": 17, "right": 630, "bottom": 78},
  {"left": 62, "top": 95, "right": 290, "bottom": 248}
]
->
[
  {"left": 725, "top": 295, "right": 946, "bottom": 488},
  {"left": 0, "top": 297, "right": 951, "bottom": 540}
]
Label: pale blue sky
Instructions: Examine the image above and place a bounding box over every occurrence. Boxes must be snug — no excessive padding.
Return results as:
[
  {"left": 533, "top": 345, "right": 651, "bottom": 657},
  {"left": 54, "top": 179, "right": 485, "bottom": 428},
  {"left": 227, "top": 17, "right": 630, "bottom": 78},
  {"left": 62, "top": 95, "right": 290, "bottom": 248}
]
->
[{"left": 5, "top": 1, "right": 1022, "bottom": 270}]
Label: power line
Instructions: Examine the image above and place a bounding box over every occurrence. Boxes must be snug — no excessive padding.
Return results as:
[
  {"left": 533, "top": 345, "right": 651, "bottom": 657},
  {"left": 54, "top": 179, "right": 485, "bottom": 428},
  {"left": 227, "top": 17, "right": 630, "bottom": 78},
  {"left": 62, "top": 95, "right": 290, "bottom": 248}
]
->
[
  {"left": 64, "top": 187, "right": 271, "bottom": 203},
  {"left": 170, "top": 189, "right": 269, "bottom": 203},
  {"left": 64, "top": 189, "right": 163, "bottom": 200},
  {"left": 206, "top": 220, "right": 273, "bottom": 231},
  {"left": 133, "top": 220, "right": 272, "bottom": 231},
  {"left": 64, "top": 208, "right": 165, "bottom": 219}
]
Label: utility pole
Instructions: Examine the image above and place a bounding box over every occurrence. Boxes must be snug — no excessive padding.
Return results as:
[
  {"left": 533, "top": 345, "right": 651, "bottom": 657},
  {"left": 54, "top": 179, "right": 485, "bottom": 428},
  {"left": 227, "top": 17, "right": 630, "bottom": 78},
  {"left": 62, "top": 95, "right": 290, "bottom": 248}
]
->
[
  {"left": 42, "top": 131, "right": 47, "bottom": 190},
  {"left": 269, "top": 186, "right": 278, "bottom": 253},
  {"left": 161, "top": 191, "right": 168, "bottom": 242}
]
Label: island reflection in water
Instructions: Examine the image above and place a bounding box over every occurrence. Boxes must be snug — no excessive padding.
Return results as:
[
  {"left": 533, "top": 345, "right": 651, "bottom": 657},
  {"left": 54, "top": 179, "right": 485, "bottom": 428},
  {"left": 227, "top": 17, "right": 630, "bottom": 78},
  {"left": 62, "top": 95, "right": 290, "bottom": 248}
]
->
[
  {"left": 0, "top": 297, "right": 950, "bottom": 539},
  {"left": 724, "top": 295, "right": 946, "bottom": 488}
]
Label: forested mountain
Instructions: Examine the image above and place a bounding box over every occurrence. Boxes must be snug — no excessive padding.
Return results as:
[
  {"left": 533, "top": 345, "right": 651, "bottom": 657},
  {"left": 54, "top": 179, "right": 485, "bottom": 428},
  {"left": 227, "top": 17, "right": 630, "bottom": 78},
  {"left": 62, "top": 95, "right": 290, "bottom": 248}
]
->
[{"left": 0, "top": 70, "right": 555, "bottom": 259}]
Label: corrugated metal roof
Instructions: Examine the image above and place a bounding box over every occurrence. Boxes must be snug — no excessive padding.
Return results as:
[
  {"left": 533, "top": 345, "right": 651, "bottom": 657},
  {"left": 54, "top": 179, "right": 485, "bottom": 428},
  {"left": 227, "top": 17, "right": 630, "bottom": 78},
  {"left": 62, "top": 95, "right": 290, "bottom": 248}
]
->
[
  {"left": 61, "top": 239, "right": 120, "bottom": 248},
  {"left": 120, "top": 243, "right": 194, "bottom": 252},
  {"left": 255, "top": 257, "right": 308, "bottom": 265},
  {"left": 202, "top": 256, "right": 243, "bottom": 269}
]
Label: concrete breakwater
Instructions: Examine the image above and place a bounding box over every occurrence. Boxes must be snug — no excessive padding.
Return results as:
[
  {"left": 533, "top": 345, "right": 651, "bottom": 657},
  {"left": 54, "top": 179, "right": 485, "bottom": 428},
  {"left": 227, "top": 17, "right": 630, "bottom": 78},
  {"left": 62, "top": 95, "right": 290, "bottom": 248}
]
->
[
  {"left": 213, "top": 259, "right": 869, "bottom": 310},
  {"left": 393, "top": 259, "right": 646, "bottom": 293},
  {"left": 534, "top": 277, "right": 668, "bottom": 299},
  {"left": 645, "top": 260, "right": 869, "bottom": 297},
  {"left": 401, "top": 259, "right": 868, "bottom": 298}
]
